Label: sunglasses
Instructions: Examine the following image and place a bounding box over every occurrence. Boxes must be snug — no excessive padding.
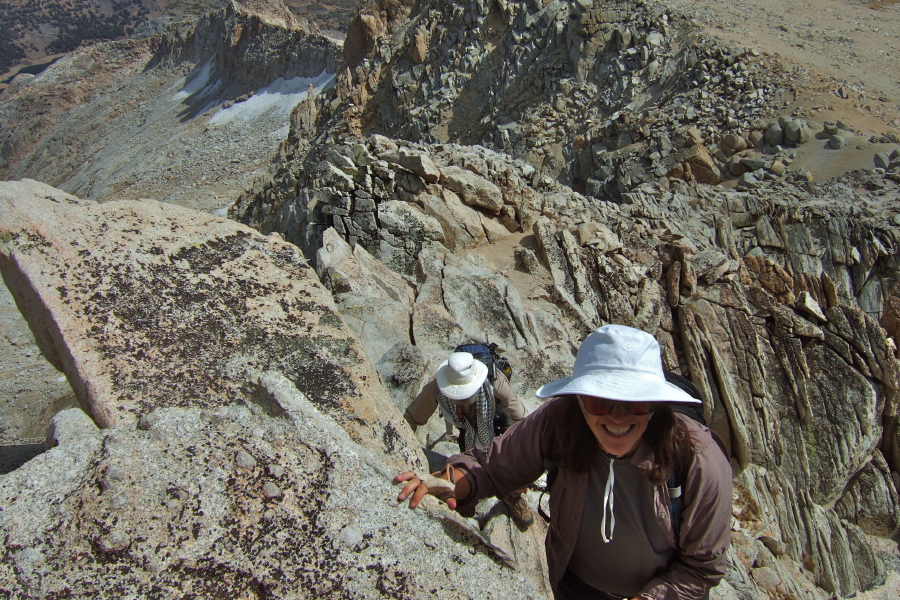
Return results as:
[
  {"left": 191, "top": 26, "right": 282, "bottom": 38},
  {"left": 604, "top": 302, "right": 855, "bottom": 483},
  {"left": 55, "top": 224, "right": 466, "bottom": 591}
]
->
[{"left": 578, "top": 395, "right": 657, "bottom": 416}]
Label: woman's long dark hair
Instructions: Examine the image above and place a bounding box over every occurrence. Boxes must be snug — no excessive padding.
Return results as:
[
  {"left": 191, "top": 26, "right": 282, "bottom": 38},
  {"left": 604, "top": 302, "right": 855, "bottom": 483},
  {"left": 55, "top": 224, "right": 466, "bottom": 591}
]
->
[{"left": 546, "top": 395, "right": 693, "bottom": 484}]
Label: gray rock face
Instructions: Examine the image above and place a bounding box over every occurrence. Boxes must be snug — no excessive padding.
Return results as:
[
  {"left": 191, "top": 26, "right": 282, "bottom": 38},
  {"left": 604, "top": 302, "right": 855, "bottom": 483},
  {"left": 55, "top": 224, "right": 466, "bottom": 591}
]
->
[
  {"left": 1, "top": 396, "right": 542, "bottom": 598},
  {"left": 0, "top": 179, "right": 551, "bottom": 598}
]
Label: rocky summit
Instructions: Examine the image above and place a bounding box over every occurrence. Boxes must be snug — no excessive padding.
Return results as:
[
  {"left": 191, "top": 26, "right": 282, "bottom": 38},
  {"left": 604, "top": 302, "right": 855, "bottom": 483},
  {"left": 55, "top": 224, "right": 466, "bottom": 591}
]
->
[{"left": 1, "top": 0, "right": 900, "bottom": 598}]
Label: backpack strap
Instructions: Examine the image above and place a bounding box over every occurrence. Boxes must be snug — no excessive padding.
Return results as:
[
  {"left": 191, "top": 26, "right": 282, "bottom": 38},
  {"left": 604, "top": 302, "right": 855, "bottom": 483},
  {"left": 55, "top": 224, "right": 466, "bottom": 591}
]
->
[
  {"left": 538, "top": 461, "right": 558, "bottom": 523},
  {"left": 668, "top": 442, "right": 693, "bottom": 541},
  {"left": 668, "top": 471, "right": 683, "bottom": 539}
]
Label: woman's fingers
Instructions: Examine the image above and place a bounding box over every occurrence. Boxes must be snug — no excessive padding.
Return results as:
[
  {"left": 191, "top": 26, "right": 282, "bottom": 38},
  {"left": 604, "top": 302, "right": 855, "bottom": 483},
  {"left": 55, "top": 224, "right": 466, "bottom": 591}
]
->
[
  {"left": 395, "top": 472, "right": 421, "bottom": 501},
  {"left": 409, "top": 481, "right": 431, "bottom": 508},
  {"left": 394, "top": 470, "right": 417, "bottom": 483},
  {"left": 395, "top": 471, "right": 426, "bottom": 506},
  {"left": 393, "top": 470, "right": 457, "bottom": 510}
]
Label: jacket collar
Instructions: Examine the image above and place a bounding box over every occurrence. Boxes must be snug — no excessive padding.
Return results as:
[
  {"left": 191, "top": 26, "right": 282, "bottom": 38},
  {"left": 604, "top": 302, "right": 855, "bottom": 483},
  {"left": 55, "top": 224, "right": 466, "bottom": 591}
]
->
[{"left": 598, "top": 435, "right": 655, "bottom": 470}]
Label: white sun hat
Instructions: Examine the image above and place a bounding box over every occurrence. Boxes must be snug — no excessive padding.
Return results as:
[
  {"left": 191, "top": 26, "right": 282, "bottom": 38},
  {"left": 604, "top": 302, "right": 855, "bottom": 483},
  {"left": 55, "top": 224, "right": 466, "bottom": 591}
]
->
[
  {"left": 535, "top": 324, "right": 700, "bottom": 403},
  {"left": 436, "top": 352, "right": 489, "bottom": 400}
]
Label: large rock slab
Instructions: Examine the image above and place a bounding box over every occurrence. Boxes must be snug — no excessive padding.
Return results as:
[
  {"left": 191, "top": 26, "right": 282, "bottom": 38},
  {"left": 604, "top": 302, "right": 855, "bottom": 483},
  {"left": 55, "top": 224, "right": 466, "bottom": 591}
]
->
[
  {"left": 0, "top": 179, "right": 416, "bottom": 467},
  {"left": 440, "top": 166, "right": 504, "bottom": 214}
]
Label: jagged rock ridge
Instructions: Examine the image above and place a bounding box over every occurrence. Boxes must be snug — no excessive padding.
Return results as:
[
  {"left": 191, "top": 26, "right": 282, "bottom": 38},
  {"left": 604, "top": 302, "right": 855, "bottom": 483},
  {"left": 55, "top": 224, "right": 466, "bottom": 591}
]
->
[{"left": 331, "top": 0, "right": 792, "bottom": 193}]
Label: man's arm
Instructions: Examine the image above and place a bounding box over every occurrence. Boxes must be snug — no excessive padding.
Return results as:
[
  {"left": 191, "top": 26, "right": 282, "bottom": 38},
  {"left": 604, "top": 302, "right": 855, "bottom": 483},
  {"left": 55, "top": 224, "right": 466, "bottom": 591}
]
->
[
  {"left": 403, "top": 378, "right": 441, "bottom": 431},
  {"left": 492, "top": 372, "right": 526, "bottom": 421}
]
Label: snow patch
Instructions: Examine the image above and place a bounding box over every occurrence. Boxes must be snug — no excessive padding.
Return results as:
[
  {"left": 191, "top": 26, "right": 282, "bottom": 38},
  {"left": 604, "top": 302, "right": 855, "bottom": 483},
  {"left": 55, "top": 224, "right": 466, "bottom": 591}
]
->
[
  {"left": 208, "top": 71, "right": 335, "bottom": 127},
  {"left": 172, "top": 60, "right": 215, "bottom": 102}
]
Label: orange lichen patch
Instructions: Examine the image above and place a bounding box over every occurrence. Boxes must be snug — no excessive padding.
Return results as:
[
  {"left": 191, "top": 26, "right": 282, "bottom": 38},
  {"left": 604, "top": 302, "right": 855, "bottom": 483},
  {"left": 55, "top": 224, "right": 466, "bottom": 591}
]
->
[
  {"left": 743, "top": 255, "right": 796, "bottom": 304},
  {"left": 231, "top": 24, "right": 244, "bottom": 48}
]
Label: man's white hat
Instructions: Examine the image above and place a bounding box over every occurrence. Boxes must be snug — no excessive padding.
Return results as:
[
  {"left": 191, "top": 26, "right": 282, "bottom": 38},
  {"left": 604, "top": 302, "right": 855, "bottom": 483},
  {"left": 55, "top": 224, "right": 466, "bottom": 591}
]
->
[
  {"left": 535, "top": 324, "right": 700, "bottom": 403},
  {"left": 436, "top": 352, "right": 488, "bottom": 400}
]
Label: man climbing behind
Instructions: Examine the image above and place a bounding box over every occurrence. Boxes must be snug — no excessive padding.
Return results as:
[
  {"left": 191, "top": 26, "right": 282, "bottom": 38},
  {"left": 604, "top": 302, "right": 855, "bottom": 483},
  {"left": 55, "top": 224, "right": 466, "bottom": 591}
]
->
[{"left": 403, "top": 350, "right": 534, "bottom": 528}]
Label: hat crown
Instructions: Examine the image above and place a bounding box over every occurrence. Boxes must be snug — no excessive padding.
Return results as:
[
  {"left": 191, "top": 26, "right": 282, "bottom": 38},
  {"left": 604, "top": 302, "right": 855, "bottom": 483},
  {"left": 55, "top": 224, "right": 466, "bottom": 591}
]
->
[
  {"left": 436, "top": 352, "right": 489, "bottom": 400},
  {"left": 574, "top": 324, "right": 664, "bottom": 378},
  {"left": 534, "top": 325, "right": 700, "bottom": 403},
  {"left": 447, "top": 352, "right": 478, "bottom": 384}
]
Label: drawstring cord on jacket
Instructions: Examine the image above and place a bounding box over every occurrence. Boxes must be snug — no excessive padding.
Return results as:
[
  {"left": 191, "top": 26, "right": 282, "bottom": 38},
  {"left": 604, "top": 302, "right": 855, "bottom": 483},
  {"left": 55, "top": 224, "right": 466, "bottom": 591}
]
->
[{"left": 601, "top": 454, "right": 616, "bottom": 543}]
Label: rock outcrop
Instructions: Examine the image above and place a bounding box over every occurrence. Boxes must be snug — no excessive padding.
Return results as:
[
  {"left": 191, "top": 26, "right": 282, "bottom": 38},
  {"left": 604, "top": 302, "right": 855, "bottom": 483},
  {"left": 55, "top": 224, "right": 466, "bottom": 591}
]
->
[
  {"left": 0, "top": 179, "right": 551, "bottom": 598},
  {"left": 326, "top": 0, "right": 793, "bottom": 194},
  {"left": 0, "top": 180, "right": 401, "bottom": 440}
]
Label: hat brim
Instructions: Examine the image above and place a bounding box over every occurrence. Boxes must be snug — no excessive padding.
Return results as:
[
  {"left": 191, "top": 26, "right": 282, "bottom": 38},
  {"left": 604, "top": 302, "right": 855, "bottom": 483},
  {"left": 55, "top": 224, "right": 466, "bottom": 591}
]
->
[
  {"left": 436, "top": 359, "right": 488, "bottom": 400},
  {"left": 535, "top": 369, "right": 701, "bottom": 403}
]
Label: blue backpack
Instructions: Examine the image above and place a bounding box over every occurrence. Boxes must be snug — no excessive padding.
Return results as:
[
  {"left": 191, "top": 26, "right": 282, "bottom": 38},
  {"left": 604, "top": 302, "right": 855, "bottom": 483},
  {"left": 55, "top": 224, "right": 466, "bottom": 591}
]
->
[{"left": 454, "top": 342, "right": 512, "bottom": 382}]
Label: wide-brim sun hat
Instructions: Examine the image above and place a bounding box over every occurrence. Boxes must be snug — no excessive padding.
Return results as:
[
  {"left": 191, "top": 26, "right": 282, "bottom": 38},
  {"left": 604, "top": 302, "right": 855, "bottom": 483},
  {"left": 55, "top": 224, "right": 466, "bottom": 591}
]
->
[
  {"left": 436, "top": 352, "right": 488, "bottom": 400},
  {"left": 535, "top": 324, "right": 701, "bottom": 403}
]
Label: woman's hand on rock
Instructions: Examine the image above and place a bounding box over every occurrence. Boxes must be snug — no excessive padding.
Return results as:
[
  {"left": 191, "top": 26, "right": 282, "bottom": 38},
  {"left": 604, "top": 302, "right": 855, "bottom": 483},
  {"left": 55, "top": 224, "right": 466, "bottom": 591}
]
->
[{"left": 394, "top": 464, "right": 457, "bottom": 510}]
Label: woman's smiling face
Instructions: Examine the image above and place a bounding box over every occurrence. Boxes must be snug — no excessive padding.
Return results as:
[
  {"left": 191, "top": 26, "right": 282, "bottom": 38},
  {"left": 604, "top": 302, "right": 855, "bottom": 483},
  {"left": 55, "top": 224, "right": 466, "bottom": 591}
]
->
[{"left": 578, "top": 395, "right": 655, "bottom": 456}]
